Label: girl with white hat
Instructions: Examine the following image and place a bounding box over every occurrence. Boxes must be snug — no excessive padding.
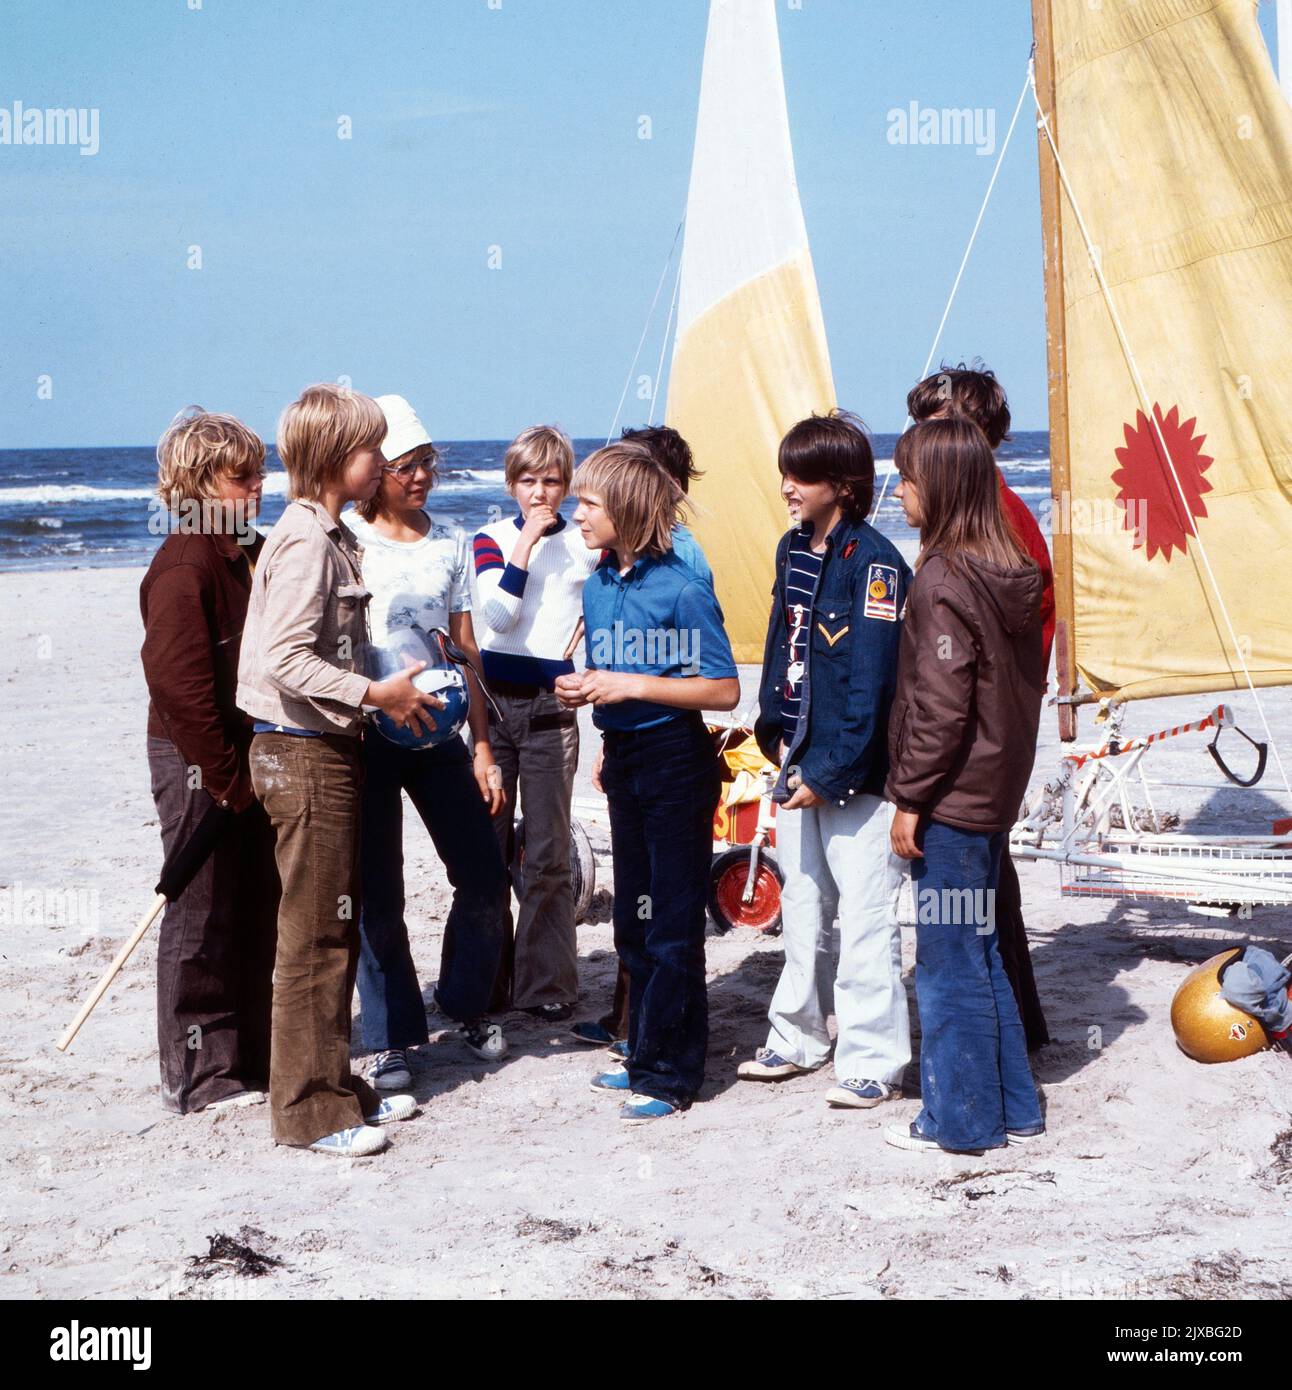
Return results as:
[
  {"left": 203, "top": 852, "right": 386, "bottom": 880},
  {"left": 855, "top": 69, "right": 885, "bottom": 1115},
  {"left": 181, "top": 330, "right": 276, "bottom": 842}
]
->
[{"left": 345, "top": 395, "right": 511, "bottom": 1089}]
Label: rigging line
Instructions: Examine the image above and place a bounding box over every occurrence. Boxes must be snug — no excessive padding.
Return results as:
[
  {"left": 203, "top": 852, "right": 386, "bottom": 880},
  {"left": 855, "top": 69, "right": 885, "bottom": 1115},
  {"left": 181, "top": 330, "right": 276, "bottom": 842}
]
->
[
  {"left": 1031, "top": 73, "right": 1292, "bottom": 803},
  {"left": 870, "top": 58, "right": 1034, "bottom": 523},
  {"left": 647, "top": 235, "right": 685, "bottom": 427},
  {"left": 607, "top": 217, "right": 685, "bottom": 445}
]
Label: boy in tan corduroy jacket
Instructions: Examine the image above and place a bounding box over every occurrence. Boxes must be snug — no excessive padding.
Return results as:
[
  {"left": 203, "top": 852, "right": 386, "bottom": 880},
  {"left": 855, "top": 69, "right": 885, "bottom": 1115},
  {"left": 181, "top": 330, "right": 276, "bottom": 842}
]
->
[{"left": 238, "top": 384, "right": 439, "bottom": 1159}]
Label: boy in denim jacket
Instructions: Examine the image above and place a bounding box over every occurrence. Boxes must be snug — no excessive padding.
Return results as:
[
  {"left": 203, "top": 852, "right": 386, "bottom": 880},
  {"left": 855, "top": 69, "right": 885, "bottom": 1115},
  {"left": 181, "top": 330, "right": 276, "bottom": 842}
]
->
[{"left": 738, "top": 411, "right": 912, "bottom": 1109}]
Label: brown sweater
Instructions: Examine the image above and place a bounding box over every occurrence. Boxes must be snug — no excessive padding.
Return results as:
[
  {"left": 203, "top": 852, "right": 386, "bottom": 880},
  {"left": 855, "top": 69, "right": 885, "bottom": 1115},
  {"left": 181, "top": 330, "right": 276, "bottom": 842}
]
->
[
  {"left": 140, "top": 529, "right": 264, "bottom": 811},
  {"left": 885, "top": 549, "right": 1045, "bottom": 833}
]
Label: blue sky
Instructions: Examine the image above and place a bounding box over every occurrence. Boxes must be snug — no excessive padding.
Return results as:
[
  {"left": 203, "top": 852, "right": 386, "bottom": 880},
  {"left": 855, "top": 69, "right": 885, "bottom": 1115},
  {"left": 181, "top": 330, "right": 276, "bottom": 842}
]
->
[{"left": 1, "top": 0, "right": 1283, "bottom": 446}]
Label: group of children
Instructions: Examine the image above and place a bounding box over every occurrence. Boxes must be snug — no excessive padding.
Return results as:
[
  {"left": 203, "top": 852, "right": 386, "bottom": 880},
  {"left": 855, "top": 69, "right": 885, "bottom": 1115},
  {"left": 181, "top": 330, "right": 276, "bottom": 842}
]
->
[{"left": 139, "top": 365, "right": 1051, "bottom": 1157}]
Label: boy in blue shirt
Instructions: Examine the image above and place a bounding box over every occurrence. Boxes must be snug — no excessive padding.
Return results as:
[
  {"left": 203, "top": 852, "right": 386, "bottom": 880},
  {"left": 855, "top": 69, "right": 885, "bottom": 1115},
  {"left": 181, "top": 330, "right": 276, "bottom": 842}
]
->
[
  {"left": 567, "top": 424, "right": 716, "bottom": 1051},
  {"left": 739, "top": 411, "right": 913, "bottom": 1110},
  {"left": 556, "top": 440, "right": 739, "bottom": 1122}
]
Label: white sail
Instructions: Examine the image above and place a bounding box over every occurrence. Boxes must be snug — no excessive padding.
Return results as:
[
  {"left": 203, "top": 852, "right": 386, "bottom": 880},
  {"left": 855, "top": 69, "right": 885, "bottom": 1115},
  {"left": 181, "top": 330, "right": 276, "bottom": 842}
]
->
[{"left": 666, "top": 0, "right": 835, "bottom": 663}]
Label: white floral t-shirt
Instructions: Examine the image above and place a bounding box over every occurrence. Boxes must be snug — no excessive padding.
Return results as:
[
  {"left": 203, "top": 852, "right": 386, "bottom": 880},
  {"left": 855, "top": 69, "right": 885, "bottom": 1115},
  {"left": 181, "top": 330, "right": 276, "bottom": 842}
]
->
[{"left": 343, "top": 510, "right": 471, "bottom": 646}]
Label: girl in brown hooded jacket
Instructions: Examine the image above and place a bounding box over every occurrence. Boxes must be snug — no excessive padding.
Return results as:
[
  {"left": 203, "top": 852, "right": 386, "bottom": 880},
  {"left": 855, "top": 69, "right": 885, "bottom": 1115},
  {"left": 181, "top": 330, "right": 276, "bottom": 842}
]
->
[{"left": 884, "top": 418, "right": 1046, "bottom": 1155}]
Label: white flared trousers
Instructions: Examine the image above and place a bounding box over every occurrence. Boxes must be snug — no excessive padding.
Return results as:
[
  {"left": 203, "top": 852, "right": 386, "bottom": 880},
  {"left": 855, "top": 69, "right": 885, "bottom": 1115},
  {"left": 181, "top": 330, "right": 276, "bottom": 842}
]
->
[{"left": 765, "top": 793, "right": 910, "bottom": 1086}]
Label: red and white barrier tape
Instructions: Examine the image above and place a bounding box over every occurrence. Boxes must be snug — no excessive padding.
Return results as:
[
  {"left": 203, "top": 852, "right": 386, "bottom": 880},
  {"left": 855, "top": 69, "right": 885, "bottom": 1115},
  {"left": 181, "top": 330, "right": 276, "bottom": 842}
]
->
[{"left": 1062, "top": 705, "right": 1231, "bottom": 771}]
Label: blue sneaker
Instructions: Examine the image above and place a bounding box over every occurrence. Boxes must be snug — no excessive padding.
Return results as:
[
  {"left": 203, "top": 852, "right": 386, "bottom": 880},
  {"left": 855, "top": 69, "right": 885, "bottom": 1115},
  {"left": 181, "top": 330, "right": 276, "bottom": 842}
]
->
[
  {"left": 569, "top": 1020, "right": 616, "bottom": 1045},
  {"left": 736, "top": 1048, "right": 810, "bottom": 1081},
  {"left": 307, "top": 1125, "right": 389, "bottom": 1157},
  {"left": 619, "top": 1094, "right": 677, "bottom": 1123},
  {"left": 608, "top": 1039, "right": 630, "bottom": 1060},
  {"left": 825, "top": 1079, "right": 901, "bottom": 1110},
  {"left": 365, "top": 1094, "right": 418, "bottom": 1125},
  {"left": 590, "top": 1066, "right": 630, "bottom": 1092},
  {"left": 365, "top": 1048, "right": 412, "bottom": 1090}
]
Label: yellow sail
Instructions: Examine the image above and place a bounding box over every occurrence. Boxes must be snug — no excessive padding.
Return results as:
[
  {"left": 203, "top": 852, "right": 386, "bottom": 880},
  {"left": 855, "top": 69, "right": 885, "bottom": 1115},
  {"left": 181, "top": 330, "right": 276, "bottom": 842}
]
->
[
  {"left": 1046, "top": 0, "right": 1292, "bottom": 703},
  {"left": 666, "top": 0, "right": 835, "bottom": 663}
]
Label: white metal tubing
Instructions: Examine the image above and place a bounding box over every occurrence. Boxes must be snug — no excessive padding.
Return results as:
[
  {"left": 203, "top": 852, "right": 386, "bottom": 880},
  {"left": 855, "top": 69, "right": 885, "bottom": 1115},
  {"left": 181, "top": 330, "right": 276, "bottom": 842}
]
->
[{"left": 1010, "top": 844, "right": 1292, "bottom": 892}]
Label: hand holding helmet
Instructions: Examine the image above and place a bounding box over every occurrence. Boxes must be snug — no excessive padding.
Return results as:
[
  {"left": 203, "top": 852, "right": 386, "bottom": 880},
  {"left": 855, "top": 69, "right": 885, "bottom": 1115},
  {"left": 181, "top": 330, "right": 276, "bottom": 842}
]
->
[
  {"left": 366, "top": 658, "right": 447, "bottom": 738},
  {"left": 364, "top": 625, "right": 472, "bottom": 750}
]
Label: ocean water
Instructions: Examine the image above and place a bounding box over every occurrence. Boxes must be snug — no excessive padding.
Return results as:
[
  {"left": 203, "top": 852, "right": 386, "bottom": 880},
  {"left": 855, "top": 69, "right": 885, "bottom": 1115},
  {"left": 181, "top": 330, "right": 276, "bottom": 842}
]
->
[{"left": 0, "top": 432, "right": 1050, "bottom": 571}]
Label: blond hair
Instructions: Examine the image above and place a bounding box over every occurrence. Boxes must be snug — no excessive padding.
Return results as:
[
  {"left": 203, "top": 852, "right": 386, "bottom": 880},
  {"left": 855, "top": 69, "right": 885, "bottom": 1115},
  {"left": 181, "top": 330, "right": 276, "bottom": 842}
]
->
[
  {"left": 155, "top": 408, "right": 264, "bottom": 510},
  {"left": 504, "top": 424, "right": 575, "bottom": 490},
  {"left": 573, "top": 441, "right": 683, "bottom": 557},
  {"left": 277, "top": 383, "right": 385, "bottom": 500}
]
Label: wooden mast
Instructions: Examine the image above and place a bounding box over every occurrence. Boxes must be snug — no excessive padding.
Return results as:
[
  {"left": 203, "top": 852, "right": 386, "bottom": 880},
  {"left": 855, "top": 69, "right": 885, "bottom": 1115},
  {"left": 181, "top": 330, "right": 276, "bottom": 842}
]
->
[{"left": 1032, "top": 0, "right": 1078, "bottom": 741}]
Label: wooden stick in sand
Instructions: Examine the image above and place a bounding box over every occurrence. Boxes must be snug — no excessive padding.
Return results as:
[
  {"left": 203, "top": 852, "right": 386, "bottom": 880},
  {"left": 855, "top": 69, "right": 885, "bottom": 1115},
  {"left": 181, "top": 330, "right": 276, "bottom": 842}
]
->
[
  {"left": 56, "top": 799, "right": 232, "bottom": 1052},
  {"left": 56, "top": 893, "right": 167, "bottom": 1052}
]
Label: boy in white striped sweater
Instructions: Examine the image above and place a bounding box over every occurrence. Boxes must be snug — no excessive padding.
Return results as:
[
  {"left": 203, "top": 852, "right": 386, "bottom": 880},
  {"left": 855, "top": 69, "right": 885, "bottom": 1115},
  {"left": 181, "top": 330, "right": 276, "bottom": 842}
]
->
[{"left": 473, "top": 426, "right": 599, "bottom": 1019}]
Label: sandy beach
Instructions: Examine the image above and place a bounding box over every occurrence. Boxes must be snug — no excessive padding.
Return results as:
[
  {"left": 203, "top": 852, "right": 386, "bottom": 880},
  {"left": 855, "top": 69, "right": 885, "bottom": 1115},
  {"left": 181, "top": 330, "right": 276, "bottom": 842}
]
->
[{"left": 3, "top": 563, "right": 1291, "bottom": 1301}]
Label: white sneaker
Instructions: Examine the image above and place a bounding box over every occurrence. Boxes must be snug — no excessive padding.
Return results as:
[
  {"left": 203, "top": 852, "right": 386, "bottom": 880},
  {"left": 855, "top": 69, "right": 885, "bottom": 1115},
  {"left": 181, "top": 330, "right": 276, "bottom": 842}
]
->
[
  {"left": 366, "top": 1048, "right": 412, "bottom": 1090},
  {"left": 200, "top": 1090, "right": 267, "bottom": 1112},
  {"left": 884, "top": 1121, "right": 943, "bottom": 1153},
  {"left": 1007, "top": 1127, "right": 1047, "bottom": 1146},
  {"left": 307, "top": 1125, "right": 389, "bottom": 1158},
  {"left": 884, "top": 1121, "right": 987, "bottom": 1156},
  {"left": 365, "top": 1094, "right": 418, "bottom": 1125}
]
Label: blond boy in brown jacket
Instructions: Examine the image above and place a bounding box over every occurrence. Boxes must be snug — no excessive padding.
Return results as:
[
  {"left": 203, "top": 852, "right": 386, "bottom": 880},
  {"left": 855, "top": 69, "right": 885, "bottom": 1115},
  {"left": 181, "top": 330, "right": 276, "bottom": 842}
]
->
[{"left": 238, "top": 384, "right": 439, "bottom": 1158}]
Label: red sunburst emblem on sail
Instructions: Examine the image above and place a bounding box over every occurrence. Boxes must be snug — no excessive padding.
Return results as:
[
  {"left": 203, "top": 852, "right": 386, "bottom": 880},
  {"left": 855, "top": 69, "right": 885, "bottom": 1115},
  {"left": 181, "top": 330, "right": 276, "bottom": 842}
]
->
[{"left": 1111, "top": 404, "right": 1213, "bottom": 562}]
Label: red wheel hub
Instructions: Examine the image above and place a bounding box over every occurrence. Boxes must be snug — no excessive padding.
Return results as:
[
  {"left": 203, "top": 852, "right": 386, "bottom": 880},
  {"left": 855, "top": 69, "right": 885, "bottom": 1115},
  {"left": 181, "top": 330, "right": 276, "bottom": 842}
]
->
[{"left": 715, "top": 861, "right": 781, "bottom": 931}]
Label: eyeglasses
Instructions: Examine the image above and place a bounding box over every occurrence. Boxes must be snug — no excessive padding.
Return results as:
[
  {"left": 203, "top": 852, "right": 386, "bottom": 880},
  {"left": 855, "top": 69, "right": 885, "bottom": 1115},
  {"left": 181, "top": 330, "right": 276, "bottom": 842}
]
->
[{"left": 384, "top": 457, "right": 438, "bottom": 482}]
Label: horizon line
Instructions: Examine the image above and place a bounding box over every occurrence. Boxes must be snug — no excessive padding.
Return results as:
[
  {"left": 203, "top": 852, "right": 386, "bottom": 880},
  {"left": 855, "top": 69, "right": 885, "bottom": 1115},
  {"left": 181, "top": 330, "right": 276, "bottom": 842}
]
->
[{"left": 0, "top": 424, "right": 1053, "bottom": 453}]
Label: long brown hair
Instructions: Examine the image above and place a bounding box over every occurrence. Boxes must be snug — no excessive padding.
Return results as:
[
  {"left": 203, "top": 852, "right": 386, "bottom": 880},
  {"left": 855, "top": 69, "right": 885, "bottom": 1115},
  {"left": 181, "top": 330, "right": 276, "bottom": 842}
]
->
[{"left": 894, "top": 417, "right": 1030, "bottom": 573}]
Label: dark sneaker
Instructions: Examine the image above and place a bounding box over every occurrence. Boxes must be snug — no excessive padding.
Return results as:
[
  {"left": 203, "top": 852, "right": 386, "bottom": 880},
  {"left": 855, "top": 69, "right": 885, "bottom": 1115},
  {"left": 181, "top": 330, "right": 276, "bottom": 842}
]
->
[
  {"left": 460, "top": 1019, "right": 509, "bottom": 1061},
  {"left": 525, "top": 1003, "right": 574, "bottom": 1023},
  {"left": 825, "top": 1078, "right": 901, "bottom": 1109},
  {"left": 736, "top": 1048, "right": 810, "bottom": 1081},
  {"left": 569, "top": 1020, "right": 616, "bottom": 1045},
  {"left": 366, "top": 1048, "right": 412, "bottom": 1091}
]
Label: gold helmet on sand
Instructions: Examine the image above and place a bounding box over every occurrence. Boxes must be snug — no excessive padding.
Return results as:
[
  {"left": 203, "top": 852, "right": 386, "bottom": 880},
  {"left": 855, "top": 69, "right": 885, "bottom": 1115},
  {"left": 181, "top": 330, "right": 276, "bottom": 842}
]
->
[{"left": 1170, "top": 949, "right": 1269, "bottom": 1064}]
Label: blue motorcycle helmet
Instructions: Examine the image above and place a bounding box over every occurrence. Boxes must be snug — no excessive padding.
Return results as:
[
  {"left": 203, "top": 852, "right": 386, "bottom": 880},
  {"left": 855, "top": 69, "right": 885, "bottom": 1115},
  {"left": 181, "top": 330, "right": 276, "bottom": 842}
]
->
[{"left": 364, "top": 624, "right": 471, "bottom": 750}]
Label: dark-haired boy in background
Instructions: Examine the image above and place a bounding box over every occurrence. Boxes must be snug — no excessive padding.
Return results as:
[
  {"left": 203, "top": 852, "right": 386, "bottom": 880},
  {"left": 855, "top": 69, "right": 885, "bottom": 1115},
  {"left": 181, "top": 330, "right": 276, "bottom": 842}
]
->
[{"left": 621, "top": 425, "right": 712, "bottom": 585}]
